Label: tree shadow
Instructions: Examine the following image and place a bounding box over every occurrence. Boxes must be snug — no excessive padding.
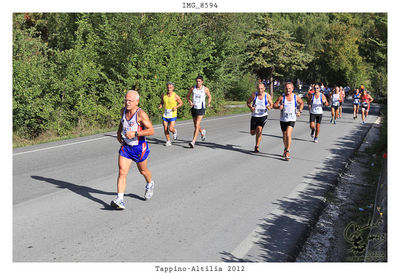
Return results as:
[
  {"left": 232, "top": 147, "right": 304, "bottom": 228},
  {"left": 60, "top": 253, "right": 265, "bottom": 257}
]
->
[
  {"left": 219, "top": 110, "right": 378, "bottom": 262},
  {"left": 193, "top": 141, "right": 285, "bottom": 161},
  {"left": 31, "top": 176, "right": 145, "bottom": 210}
]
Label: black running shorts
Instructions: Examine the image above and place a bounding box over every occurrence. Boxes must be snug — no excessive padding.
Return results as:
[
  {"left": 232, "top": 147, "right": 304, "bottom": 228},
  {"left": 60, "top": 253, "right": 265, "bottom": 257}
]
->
[
  {"left": 309, "top": 113, "right": 323, "bottom": 124},
  {"left": 250, "top": 115, "right": 268, "bottom": 131},
  {"left": 280, "top": 121, "right": 295, "bottom": 132},
  {"left": 191, "top": 107, "right": 206, "bottom": 117}
]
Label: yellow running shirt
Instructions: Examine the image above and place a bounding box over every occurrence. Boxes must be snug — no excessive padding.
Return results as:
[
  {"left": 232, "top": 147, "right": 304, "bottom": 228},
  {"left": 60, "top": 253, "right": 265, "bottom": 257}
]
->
[{"left": 163, "top": 92, "right": 178, "bottom": 118}]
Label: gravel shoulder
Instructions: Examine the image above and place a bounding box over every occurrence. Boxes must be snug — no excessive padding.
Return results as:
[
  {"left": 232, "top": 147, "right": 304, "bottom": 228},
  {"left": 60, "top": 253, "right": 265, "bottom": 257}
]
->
[{"left": 296, "top": 115, "right": 387, "bottom": 262}]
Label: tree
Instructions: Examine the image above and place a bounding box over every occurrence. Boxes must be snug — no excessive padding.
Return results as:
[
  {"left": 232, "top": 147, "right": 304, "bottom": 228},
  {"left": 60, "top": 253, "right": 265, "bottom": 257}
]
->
[
  {"left": 13, "top": 13, "right": 54, "bottom": 138},
  {"left": 320, "top": 19, "right": 369, "bottom": 88},
  {"left": 244, "top": 15, "right": 313, "bottom": 98}
]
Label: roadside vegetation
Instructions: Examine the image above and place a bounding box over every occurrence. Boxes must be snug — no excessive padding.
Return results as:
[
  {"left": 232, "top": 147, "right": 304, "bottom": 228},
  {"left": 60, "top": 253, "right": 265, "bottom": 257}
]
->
[{"left": 13, "top": 13, "right": 386, "bottom": 147}]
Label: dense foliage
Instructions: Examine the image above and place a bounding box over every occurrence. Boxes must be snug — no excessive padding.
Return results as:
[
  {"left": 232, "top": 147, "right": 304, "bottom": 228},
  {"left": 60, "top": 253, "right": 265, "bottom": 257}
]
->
[{"left": 13, "top": 13, "right": 387, "bottom": 140}]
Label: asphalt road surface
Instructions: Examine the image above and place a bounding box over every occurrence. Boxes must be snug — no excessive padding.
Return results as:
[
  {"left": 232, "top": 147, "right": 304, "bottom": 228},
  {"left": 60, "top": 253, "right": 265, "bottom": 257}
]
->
[{"left": 13, "top": 102, "right": 379, "bottom": 262}]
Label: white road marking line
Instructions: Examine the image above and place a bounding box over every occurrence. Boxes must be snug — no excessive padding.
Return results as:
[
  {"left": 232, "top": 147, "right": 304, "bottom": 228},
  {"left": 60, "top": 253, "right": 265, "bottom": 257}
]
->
[{"left": 230, "top": 164, "right": 327, "bottom": 259}]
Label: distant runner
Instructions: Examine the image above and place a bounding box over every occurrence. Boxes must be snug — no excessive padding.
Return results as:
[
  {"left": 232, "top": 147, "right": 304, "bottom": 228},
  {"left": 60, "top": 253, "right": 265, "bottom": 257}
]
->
[
  {"left": 273, "top": 82, "right": 304, "bottom": 161},
  {"left": 352, "top": 88, "right": 361, "bottom": 119},
  {"left": 159, "top": 82, "right": 183, "bottom": 146},
  {"left": 307, "top": 84, "right": 328, "bottom": 143},
  {"left": 338, "top": 86, "right": 345, "bottom": 118},
  {"left": 186, "top": 75, "right": 212, "bottom": 148},
  {"left": 330, "top": 86, "right": 342, "bottom": 124},
  {"left": 247, "top": 82, "right": 273, "bottom": 152},
  {"left": 111, "top": 90, "right": 155, "bottom": 210},
  {"left": 360, "top": 88, "right": 374, "bottom": 124}
]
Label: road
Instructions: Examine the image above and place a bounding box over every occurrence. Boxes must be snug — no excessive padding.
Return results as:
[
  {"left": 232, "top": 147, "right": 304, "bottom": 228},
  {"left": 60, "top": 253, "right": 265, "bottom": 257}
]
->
[{"left": 13, "top": 102, "right": 379, "bottom": 262}]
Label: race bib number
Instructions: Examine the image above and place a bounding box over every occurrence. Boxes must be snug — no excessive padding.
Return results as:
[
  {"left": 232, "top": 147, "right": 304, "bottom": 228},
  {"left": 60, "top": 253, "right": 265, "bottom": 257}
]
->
[
  {"left": 284, "top": 111, "right": 296, "bottom": 120},
  {"left": 124, "top": 125, "right": 138, "bottom": 136},
  {"left": 362, "top": 102, "right": 368, "bottom": 108},
  {"left": 255, "top": 108, "right": 266, "bottom": 115},
  {"left": 333, "top": 102, "right": 339, "bottom": 107},
  {"left": 164, "top": 109, "right": 173, "bottom": 118}
]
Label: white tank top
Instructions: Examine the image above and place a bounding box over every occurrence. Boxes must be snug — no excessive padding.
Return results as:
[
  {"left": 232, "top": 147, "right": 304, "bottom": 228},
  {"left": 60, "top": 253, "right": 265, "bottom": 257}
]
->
[
  {"left": 121, "top": 108, "right": 143, "bottom": 146},
  {"left": 353, "top": 93, "right": 360, "bottom": 104},
  {"left": 331, "top": 93, "right": 340, "bottom": 107},
  {"left": 192, "top": 86, "right": 206, "bottom": 109},
  {"left": 280, "top": 94, "right": 297, "bottom": 122},
  {"left": 310, "top": 94, "right": 323, "bottom": 114},
  {"left": 251, "top": 93, "right": 269, "bottom": 117}
]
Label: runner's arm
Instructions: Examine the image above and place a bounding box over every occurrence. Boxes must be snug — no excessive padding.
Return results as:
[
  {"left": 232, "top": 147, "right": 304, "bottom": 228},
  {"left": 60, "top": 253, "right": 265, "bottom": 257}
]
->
[
  {"left": 174, "top": 94, "right": 183, "bottom": 111},
  {"left": 117, "top": 107, "right": 124, "bottom": 143},
  {"left": 267, "top": 94, "right": 273, "bottom": 110},
  {"left": 186, "top": 87, "right": 194, "bottom": 107},
  {"left": 307, "top": 94, "right": 312, "bottom": 109},
  {"left": 136, "top": 110, "right": 155, "bottom": 137},
  {"left": 247, "top": 93, "right": 256, "bottom": 111},
  {"left": 159, "top": 95, "right": 164, "bottom": 109},
  {"left": 322, "top": 94, "right": 329, "bottom": 106},
  {"left": 297, "top": 95, "right": 304, "bottom": 116},
  {"left": 273, "top": 96, "right": 283, "bottom": 110},
  {"left": 205, "top": 87, "right": 212, "bottom": 107},
  {"left": 117, "top": 122, "right": 123, "bottom": 144}
]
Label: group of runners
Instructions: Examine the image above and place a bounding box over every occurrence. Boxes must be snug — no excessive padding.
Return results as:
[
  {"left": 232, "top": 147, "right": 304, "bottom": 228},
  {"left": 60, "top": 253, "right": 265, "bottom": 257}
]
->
[
  {"left": 111, "top": 75, "right": 212, "bottom": 209},
  {"left": 111, "top": 76, "right": 373, "bottom": 210},
  {"left": 247, "top": 81, "right": 304, "bottom": 160},
  {"left": 352, "top": 85, "right": 374, "bottom": 124}
]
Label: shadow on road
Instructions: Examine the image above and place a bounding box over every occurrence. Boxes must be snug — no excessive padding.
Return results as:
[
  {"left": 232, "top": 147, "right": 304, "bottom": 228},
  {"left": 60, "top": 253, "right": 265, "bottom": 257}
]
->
[
  {"left": 220, "top": 103, "right": 380, "bottom": 262},
  {"left": 31, "top": 176, "right": 145, "bottom": 210},
  {"left": 192, "top": 141, "right": 285, "bottom": 161}
]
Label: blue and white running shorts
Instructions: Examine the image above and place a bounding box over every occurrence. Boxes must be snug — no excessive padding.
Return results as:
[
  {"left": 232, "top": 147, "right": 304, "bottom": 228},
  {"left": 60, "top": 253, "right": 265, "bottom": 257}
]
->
[{"left": 119, "top": 140, "right": 150, "bottom": 163}]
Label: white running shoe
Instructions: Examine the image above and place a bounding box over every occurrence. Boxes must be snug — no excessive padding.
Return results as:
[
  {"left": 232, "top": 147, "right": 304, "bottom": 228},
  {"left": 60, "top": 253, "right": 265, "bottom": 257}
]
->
[
  {"left": 189, "top": 141, "right": 195, "bottom": 148},
  {"left": 165, "top": 140, "right": 172, "bottom": 146},
  {"left": 314, "top": 137, "right": 318, "bottom": 143},
  {"left": 110, "top": 197, "right": 126, "bottom": 210},
  {"left": 173, "top": 129, "right": 178, "bottom": 140},
  {"left": 144, "top": 181, "right": 154, "bottom": 200},
  {"left": 201, "top": 129, "right": 206, "bottom": 141}
]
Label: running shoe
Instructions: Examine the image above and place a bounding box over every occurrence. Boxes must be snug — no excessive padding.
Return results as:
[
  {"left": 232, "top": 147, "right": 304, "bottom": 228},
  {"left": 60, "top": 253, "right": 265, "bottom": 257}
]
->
[
  {"left": 314, "top": 137, "right": 318, "bottom": 143},
  {"left": 284, "top": 150, "right": 290, "bottom": 161},
  {"left": 110, "top": 197, "right": 126, "bottom": 210},
  {"left": 165, "top": 140, "right": 172, "bottom": 146},
  {"left": 201, "top": 129, "right": 206, "bottom": 141},
  {"left": 311, "top": 128, "right": 315, "bottom": 138},
  {"left": 330, "top": 118, "right": 333, "bottom": 124},
  {"left": 173, "top": 129, "right": 178, "bottom": 140},
  {"left": 144, "top": 181, "right": 154, "bottom": 200},
  {"left": 189, "top": 141, "right": 195, "bottom": 148},
  {"left": 334, "top": 120, "right": 336, "bottom": 124},
  {"left": 254, "top": 146, "right": 259, "bottom": 153}
]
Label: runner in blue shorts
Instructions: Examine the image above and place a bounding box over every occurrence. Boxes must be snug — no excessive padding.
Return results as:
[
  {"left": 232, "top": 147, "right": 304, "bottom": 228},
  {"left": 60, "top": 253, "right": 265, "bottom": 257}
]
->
[
  {"left": 111, "top": 90, "right": 155, "bottom": 210},
  {"left": 159, "top": 82, "right": 183, "bottom": 146}
]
